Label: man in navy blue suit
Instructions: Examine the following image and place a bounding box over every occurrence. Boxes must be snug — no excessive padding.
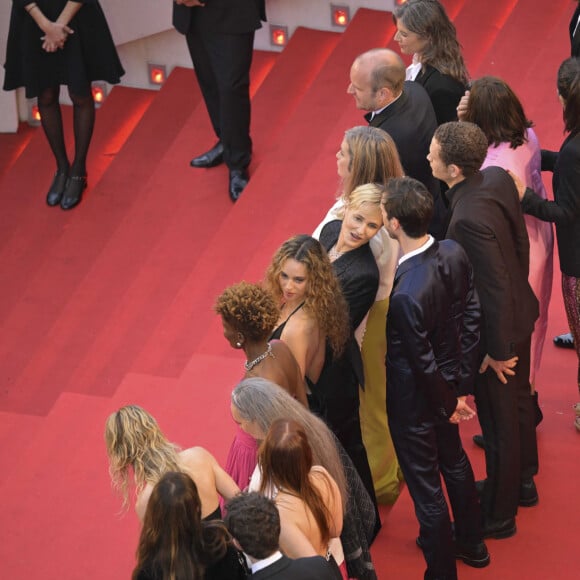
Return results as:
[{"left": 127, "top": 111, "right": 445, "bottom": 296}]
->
[
  {"left": 172, "top": 0, "right": 266, "bottom": 201},
  {"left": 225, "top": 492, "right": 342, "bottom": 580},
  {"left": 382, "top": 177, "right": 489, "bottom": 579}
]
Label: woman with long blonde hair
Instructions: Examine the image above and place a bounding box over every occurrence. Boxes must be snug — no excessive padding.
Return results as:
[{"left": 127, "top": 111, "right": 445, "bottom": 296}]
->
[
  {"left": 105, "top": 405, "right": 239, "bottom": 521},
  {"left": 313, "top": 126, "right": 405, "bottom": 505}
]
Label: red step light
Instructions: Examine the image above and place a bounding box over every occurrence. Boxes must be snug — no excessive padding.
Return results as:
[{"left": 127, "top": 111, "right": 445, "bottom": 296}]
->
[
  {"left": 332, "top": 5, "right": 350, "bottom": 27},
  {"left": 270, "top": 25, "right": 288, "bottom": 47},
  {"left": 92, "top": 85, "right": 105, "bottom": 104},
  {"left": 148, "top": 64, "right": 167, "bottom": 86}
]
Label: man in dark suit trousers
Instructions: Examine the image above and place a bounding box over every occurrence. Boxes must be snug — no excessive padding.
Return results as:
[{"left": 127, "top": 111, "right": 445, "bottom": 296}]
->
[
  {"left": 383, "top": 176, "right": 488, "bottom": 579},
  {"left": 172, "top": 0, "right": 266, "bottom": 201},
  {"left": 347, "top": 48, "right": 446, "bottom": 238},
  {"left": 428, "top": 122, "right": 540, "bottom": 539},
  {"left": 225, "top": 492, "right": 343, "bottom": 580}
]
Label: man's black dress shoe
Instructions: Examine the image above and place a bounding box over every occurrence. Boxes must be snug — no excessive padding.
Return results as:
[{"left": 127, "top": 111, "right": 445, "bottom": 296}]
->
[
  {"left": 482, "top": 517, "right": 516, "bottom": 539},
  {"left": 472, "top": 434, "right": 485, "bottom": 449},
  {"left": 46, "top": 171, "right": 68, "bottom": 206},
  {"left": 60, "top": 176, "right": 87, "bottom": 210},
  {"left": 519, "top": 478, "right": 539, "bottom": 507},
  {"left": 554, "top": 332, "right": 574, "bottom": 349},
  {"left": 190, "top": 142, "right": 224, "bottom": 168},
  {"left": 455, "top": 541, "right": 490, "bottom": 568},
  {"left": 229, "top": 169, "right": 249, "bottom": 202}
]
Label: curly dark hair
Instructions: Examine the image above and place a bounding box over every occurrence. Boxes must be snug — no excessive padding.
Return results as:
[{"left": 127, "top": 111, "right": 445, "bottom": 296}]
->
[
  {"left": 225, "top": 492, "right": 280, "bottom": 559},
  {"left": 214, "top": 281, "right": 279, "bottom": 342},
  {"left": 264, "top": 235, "right": 349, "bottom": 357},
  {"left": 434, "top": 121, "right": 488, "bottom": 178}
]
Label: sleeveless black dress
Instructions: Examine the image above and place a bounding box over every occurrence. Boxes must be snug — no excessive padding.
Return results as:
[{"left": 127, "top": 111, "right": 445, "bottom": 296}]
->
[
  {"left": 4, "top": 0, "right": 124, "bottom": 98},
  {"left": 270, "top": 302, "right": 320, "bottom": 408}
]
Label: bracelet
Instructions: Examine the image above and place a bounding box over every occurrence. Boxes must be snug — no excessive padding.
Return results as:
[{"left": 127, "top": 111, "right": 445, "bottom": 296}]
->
[{"left": 25, "top": 3, "right": 38, "bottom": 13}]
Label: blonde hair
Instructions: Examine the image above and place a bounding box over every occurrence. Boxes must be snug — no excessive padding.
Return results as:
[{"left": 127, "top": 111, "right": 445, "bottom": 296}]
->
[
  {"left": 336, "top": 182, "right": 387, "bottom": 220},
  {"left": 105, "top": 405, "right": 180, "bottom": 509}
]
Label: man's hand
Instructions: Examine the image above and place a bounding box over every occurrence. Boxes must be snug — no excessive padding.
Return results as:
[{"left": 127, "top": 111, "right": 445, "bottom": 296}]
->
[
  {"left": 479, "top": 353, "right": 518, "bottom": 384},
  {"left": 449, "top": 396, "right": 476, "bottom": 424},
  {"left": 456, "top": 90, "right": 470, "bottom": 121},
  {"left": 507, "top": 169, "right": 526, "bottom": 201}
]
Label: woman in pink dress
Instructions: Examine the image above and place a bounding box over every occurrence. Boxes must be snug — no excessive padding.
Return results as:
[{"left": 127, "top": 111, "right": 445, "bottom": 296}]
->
[
  {"left": 215, "top": 281, "right": 308, "bottom": 489},
  {"left": 461, "top": 76, "right": 553, "bottom": 420}
]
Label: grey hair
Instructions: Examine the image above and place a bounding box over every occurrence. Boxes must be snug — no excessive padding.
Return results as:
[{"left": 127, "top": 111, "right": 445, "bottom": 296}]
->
[{"left": 231, "top": 377, "right": 348, "bottom": 507}]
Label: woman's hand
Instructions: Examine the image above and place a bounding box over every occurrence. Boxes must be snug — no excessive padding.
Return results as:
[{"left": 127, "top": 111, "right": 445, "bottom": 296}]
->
[{"left": 41, "top": 22, "right": 73, "bottom": 52}]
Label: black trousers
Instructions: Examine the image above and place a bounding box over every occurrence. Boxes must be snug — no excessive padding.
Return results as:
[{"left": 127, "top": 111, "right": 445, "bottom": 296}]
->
[
  {"left": 185, "top": 23, "right": 254, "bottom": 171},
  {"left": 390, "top": 421, "right": 482, "bottom": 580},
  {"left": 475, "top": 337, "right": 538, "bottom": 520}
]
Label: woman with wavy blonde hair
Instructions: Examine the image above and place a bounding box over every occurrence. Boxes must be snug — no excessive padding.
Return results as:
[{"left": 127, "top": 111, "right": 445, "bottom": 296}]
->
[{"left": 105, "top": 405, "right": 239, "bottom": 521}]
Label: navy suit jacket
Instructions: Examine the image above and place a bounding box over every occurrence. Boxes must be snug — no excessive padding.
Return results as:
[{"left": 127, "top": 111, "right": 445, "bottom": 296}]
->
[
  {"left": 172, "top": 0, "right": 265, "bottom": 35},
  {"left": 251, "top": 555, "right": 342, "bottom": 580},
  {"left": 446, "top": 167, "right": 539, "bottom": 359},
  {"left": 387, "top": 240, "right": 480, "bottom": 429}
]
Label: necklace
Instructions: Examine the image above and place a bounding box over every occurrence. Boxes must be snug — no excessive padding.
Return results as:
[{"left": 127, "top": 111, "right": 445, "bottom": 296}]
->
[
  {"left": 328, "top": 244, "right": 345, "bottom": 262},
  {"left": 244, "top": 342, "right": 274, "bottom": 371}
]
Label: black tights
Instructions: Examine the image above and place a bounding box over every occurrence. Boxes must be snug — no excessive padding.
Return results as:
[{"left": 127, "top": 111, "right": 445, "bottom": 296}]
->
[{"left": 37, "top": 85, "right": 95, "bottom": 177}]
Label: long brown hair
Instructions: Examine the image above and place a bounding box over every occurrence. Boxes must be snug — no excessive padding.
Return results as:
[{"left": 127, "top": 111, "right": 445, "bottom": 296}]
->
[
  {"left": 394, "top": 0, "right": 469, "bottom": 85},
  {"left": 340, "top": 126, "right": 404, "bottom": 201},
  {"left": 463, "top": 76, "right": 533, "bottom": 149},
  {"left": 133, "top": 472, "right": 230, "bottom": 580},
  {"left": 259, "top": 419, "right": 334, "bottom": 546},
  {"left": 264, "top": 235, "right": 349, "bottom": 357}
]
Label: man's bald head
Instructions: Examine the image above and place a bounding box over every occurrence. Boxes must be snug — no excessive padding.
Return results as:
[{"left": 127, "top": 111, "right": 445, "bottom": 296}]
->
[{"left": 353, "top": 48, "right": 406, "bottom": 95}]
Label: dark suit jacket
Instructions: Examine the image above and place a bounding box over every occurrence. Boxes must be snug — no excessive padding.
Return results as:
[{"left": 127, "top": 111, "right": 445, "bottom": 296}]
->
[
  {"left": 522, "top": 134, "right": 580, "bottom": 277},
  {"left": 319, "top": 220, "right": 378, "bottom": 388},
  {"left": 367, "top": 81, "right": 444, "bottom": 238},
  {"left": 319, "top": 221, "right": 379, "bottom": 330},
  {"left": 387, "top": 240, "right": 480, "bottom": 428},
  {"left": 415, "top": 64, "right": 466, "bottom": 125},
  {"left": 571, "top": 4, "right": 580, "bottom": 56},
  {"left": 252, "top": 555, "right": 342, "bottom": 580},
  {"left": 445, "top": 167, "right": 539, "bottom": 360},
  {"left": 172, "top": 0, "right": 265, "bottom": 35}
]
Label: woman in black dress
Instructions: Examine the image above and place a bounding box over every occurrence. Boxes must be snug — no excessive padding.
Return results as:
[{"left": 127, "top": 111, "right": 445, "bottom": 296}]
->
[
  {"left": 3, "top": 0, "right": 124, "bottom": 209},
  {"left": 133, "top": 471, "right": 247, "bottom": 580},
  {"left": 393, "top": 0, "right": 469, "bottom": 125}
]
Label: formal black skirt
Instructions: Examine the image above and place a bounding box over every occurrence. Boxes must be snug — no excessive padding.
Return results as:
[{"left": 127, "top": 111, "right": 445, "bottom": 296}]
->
[{"left": 3, "top": 0, "right": 124, "bottom": 98}]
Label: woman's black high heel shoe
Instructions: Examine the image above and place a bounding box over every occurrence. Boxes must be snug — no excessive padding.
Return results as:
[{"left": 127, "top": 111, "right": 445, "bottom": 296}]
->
[
  {"left": 46, "top": 171, "right": 69, "bottom": 206},
  {"left": 60, "top": 176, "right": 87, "bottom": 210}
]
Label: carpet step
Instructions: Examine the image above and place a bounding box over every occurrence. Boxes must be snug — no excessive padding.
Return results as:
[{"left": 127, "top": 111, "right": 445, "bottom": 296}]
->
[
  {"left": 454, "top": 0, "right": 520, "bottom": 74},
  {"left": 0, "top": 56, "right": 273, "bottom": 414},
  {"left": 110, "top": 354, "right": 242, "bottom": 465},
  {"left": 0, "top": 392, "right": 139, "bottom": 580},
  {"left": 0, "top": 123, "right": 36, "bottom": 181},
  {"left": 0, "top": 411, "right": 43, "bottom": 486}
]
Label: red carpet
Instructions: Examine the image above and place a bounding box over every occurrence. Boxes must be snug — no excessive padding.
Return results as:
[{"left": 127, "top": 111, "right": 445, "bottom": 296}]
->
[{"left": 0, "top": 2, "right": 579, "bottom": 578}]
